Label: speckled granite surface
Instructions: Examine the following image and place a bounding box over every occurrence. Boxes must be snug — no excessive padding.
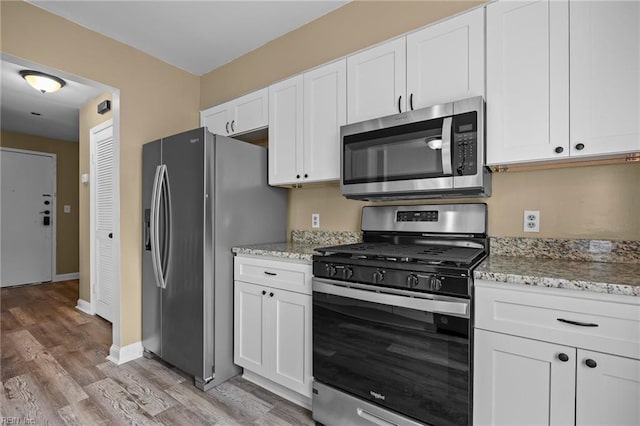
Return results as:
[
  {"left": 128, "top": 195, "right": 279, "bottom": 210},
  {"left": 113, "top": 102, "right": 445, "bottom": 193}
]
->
[
  {"left": 481, "top": 237, "right": 640, "bottom": 296},
  {"left": 475, "top": 255, "right": 640, "bottom": 297},
  {"left": 232, "top": 230, "right": 362, "bottom": 263},
  {"left": 291, "top": 230, "right": 362, "bottom": 246},
  {"left": 490, "top": 237, "right": 640, "bottom": 264}
]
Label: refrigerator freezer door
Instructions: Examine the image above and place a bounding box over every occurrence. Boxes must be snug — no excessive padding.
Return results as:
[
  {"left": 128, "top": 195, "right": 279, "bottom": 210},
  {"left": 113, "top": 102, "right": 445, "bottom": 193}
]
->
[
  {"left": 160, "top": 128, "right": 207, "bottom": 380},
  {"left": 142, "top": 140, "right": 162, "bottom": 356}
]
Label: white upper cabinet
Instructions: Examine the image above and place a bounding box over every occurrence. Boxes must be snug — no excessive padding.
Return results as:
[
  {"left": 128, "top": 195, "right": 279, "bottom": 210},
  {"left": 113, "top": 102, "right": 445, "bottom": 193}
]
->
[
  {"left": 269, "top": 75, "right": 303, "bottom": 186},
  {"left": 486, "top": 0, "right": 569, "bottom": 165},
  {"left": 487, "top": 0, "right": 640, "bottom": 165},
  {"left": 269, "top": 60, "right": 346, "bottom": 186},
  {"left": 570, "top": 1, "right": 640, "bottom": 157},
  {"left": 347, "top": 37, "right": 406, "bottom": 124},
  {"left": 200, "top": 87, "right": 268, "bottom": 136},
  {"left": 303, "top": 60, "right": 346, "bottom": 183},
  {"left": 407, "top": 7, "right": 485, "bottom": 109}
]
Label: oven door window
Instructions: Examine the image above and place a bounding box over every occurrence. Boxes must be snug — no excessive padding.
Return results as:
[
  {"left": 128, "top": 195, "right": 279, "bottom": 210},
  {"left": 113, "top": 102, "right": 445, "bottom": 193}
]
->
[
  {"left": 343, "top": 118, "right": 450, "bottom": 185},
  {"left": 313, "top": 291, "right": 469, "bottom": 426}
]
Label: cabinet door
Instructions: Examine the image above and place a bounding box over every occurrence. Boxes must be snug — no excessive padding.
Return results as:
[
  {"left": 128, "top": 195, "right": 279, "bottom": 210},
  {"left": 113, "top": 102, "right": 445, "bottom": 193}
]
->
[
  {"left": 576, "top": 350, "right": 640, "bottom": 426},
  {"left": 570, "top": 1, "right": 640, "bottom": 157},
  {"left": 303, "top": 60, "right": 346, "bottom": 184},
  {"left": 486, "top": 0, "right": 569, "bottom": 165},
  {"left": 232, "top": 88, "right": 268, "bottom": 135},
  {"left": 347, "top": 37, "right": 406, "bottom": 124},
  {"left": 474, "top": 329, "right": 576, "bottom": 426},
  {"left": 268, "top": 75, "right": 303, "bottom": 186},
  {"left": 234, "top": 281, "right": 267, "bottom": 374},
  {"left": 200, "top": 103, "right": 231, "bottom": 136},
  {"left": 267, "top": 289, "right": 312, "bottom": 397},
  {"left": 407, "top": 7, "right": 484, "bottom": 109}
]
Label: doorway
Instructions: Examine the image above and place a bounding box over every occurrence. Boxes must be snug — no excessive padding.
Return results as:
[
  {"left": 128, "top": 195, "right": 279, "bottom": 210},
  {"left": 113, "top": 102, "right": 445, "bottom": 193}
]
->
[{"left": 0, "top": 148, "right": 56, "bottom": 287}]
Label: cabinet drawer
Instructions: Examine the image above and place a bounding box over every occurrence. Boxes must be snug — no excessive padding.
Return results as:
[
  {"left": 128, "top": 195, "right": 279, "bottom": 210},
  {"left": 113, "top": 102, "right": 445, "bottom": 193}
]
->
[
  {"left": 475, "top": 281, "right": 640, "bottom": 359},
  {"left": 234, "top": 256, "right": 311, "bottom": 295}
]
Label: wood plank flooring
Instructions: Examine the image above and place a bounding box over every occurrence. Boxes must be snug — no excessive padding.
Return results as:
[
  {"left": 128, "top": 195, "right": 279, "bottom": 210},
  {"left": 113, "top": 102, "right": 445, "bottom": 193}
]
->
[{"left": 1, "top": 280, "right": 314, "bottom": 425}]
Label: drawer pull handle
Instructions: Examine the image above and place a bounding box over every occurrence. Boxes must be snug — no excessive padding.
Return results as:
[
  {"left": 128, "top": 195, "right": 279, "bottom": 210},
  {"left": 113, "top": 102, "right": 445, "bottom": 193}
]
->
[
  {"left": 264, "top": 271, "right": 277, "bottom": 276},
  {"left": 557, "top": 318, "right": 599, "bottom": 327}
]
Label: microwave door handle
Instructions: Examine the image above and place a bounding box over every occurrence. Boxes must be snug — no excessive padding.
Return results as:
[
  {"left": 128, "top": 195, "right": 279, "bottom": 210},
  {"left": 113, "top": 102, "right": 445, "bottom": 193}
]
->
[{"left": 441, "top": 117, "right": 453, "bottom": 175}]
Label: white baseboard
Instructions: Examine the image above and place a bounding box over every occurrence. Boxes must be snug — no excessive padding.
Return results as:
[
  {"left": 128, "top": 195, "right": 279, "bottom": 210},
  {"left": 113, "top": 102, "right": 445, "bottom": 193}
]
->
[
  {"left": 242, "top": 370, "right": 312, "bottom": 410},
  {"left": 107, "top": 341, "right": 143, "bottom": 365},
  {"left": 76, "top": 298, "right": 95, "bottom": 315},
  {"left": 54, "top": 272, "right": 79, "bottom": 282}
]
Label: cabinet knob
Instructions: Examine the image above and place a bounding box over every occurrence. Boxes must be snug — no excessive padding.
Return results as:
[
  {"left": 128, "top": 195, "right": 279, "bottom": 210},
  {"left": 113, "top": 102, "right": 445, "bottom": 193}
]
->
[
  {"left": 557, "top": 353, "right": 569, "bottom": 362},
  {"left": 304, "top": 174, "right": 308, "bottom": 178},
  {"left": 575, "top": 143, "right": 585, "bottom": 151},
  {"left": 554, "top": 146, "right": 564, "bottom": 154},
  {"left": 585, "top": 358, "right": 597, "bottom": 368},
  {"left": 262, "top": 290, "right": 267, "bottom": 295},
  {"left": 296, "top": 174, "right": 301, "bottom": 179},
  {"left": 269, "top": 292, "right": 274, "bottom": 298}
]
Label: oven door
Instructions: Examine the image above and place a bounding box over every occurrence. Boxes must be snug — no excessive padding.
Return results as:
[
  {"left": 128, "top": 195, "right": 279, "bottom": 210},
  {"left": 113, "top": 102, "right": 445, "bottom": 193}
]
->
[
  {"left": 341, "top": 105, "right": 455, "bottom": 199},
  {"left": 312, "top": 278, "right": 471, "bottom": 426}
]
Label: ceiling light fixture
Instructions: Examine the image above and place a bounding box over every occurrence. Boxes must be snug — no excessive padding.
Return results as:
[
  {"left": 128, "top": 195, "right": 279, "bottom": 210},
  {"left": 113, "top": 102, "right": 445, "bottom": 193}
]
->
[{"left": 19, "top": 70, "right": 66, "bottom": 94}]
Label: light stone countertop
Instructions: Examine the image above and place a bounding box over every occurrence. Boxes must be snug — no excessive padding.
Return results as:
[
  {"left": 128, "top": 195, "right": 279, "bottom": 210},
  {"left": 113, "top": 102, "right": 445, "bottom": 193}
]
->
[
  {"left": 474, "top": 255, "right": 640, "bottom": 297},
  {"left": 232, "top": 242, "right": 324, "bottom": 263}
]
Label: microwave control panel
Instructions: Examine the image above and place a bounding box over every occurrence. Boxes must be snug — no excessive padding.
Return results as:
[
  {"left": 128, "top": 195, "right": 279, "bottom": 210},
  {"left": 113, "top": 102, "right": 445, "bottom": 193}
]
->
[{"left": 452, "top": 112, "right": 477, "bottom": 176}]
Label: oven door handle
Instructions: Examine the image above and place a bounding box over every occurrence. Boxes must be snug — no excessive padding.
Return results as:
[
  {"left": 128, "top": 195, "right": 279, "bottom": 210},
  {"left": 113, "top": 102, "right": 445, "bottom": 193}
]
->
[
  {"left": 441, "top": 116, "right": 453, "bottom": 175},
  {"left": 313, "top": 279, "right": 469, "bottom": 318}
]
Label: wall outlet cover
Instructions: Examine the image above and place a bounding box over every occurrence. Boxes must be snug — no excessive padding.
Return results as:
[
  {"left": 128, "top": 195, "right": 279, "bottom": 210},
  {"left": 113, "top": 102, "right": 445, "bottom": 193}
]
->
[
  {"left": 312, "top": 213, "right": 320, "bottom": 228},
  {"left": 523, "top": 210, "right": 540, "bottom": 233}
]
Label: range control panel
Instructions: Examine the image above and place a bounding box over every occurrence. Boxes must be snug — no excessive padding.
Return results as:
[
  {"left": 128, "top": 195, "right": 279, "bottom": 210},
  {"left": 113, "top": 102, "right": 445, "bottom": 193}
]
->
[{"left": 396, "top": 210, "right": 439, "bottom": 222}]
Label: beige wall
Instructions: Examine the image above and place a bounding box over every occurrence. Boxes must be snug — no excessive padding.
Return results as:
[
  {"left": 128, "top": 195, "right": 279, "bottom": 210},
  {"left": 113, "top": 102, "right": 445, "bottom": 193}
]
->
[
  {"left": 77, "top": 93, "right": 113, "bottom": 302},
  {"left": 202, "top": 1, "right": 640, "bottom": 242},
  {"left": 200, "top": 1, "right": 482, "bottom": 108},
  {"left": 1, "top": 1, "right": 200, "bottom": 346},
  {"left": 1, "top": 131, "right": 80, "bottom": 274},
  {"left": 288, "top": 163, "right": 640, "bottom": 240}
]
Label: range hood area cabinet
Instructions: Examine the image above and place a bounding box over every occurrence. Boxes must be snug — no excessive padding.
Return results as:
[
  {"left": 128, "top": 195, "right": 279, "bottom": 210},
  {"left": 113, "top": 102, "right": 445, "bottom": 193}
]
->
[
  {"left": 346, "top": 6, "right": 485, "bottom": 124},
  {"left": 486, "top": 0, "right": 640, "bottom": 165},
  {"left": 268, "top": 60, "right": 346, "bottom": 186},
  {"left": 200, "top": 88, "right": 268, "bottom": 137}
]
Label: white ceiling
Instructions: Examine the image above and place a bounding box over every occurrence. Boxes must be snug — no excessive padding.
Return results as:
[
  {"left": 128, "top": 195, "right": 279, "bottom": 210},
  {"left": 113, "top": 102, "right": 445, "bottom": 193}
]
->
[
  {"left": 1, "top": 55, "right": 108, "bottom": 142},
  {"left": 2, "top": 1, "right": 348, "bottom": 141},
  {"left": 28, "top": 0, "right": 349, "bottom": 76}
]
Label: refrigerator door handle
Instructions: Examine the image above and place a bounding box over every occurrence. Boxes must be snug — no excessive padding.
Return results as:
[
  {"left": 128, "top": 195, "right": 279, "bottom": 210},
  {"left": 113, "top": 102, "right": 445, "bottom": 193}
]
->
[
  {"left": 150, "top": 164, "right": 167, "bottom": 289},
  {"left": 160, "top": 167, "right": 171, "bottom": 289}
]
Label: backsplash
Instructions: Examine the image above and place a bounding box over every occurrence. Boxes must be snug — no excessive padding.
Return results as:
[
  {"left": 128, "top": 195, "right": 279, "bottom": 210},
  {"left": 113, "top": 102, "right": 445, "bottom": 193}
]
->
[
  {"left": 291, "top": 230, "right": 362, "bottom": 247},
  {"left": 490, "top": 237, "right": 640, "bottom": 264}
]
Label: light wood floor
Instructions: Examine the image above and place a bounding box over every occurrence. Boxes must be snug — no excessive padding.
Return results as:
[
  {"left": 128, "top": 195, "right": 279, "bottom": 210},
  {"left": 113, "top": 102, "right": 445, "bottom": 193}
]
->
[{"left": 0, "top": 280, "right": 314, "bottom": 425}]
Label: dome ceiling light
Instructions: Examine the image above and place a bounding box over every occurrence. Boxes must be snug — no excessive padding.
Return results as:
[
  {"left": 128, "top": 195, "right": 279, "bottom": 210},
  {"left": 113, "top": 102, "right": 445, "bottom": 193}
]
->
[{"left": 19, "top": 70, "right": 66, "bottom": 94}]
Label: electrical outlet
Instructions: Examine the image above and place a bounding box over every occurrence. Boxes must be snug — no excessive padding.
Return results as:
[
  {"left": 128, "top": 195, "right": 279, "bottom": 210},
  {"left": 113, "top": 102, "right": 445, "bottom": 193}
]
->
[
  {"left": 64, "top": 205, "right": 71, "bottom": 213},
  {"left": 312, "top": 213, "right": 320, "bottom": 228},
  {"left": 523, "top": 210, "right": 540, "bottom": 233}
]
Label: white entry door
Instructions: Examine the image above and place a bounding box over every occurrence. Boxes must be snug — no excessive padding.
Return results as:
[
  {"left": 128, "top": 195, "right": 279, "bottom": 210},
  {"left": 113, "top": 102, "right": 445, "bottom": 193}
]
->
[
  {"left": 91, "top": 121, "right": 115, "bottom": 322},
  {"left": 1, "top": 149, "right": 55, "bottom": 287}
]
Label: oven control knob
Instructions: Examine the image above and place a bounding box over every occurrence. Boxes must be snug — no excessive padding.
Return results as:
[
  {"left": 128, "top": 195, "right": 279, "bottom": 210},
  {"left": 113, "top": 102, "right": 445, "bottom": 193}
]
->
[
  {"left": 430, "top": 277, "right": 443, "bottom": 291},
  {"left": 406, "top": 274, "right": 419, "bottom": 288},
  {"left": 373, "top": 270, "right": 385, "bottom": 283},
  {"left": 326, "top": 264, "right": 337, "bottom": 277},
  {"left": 344, "top": 266, "right": 354, "bottom": 279}
]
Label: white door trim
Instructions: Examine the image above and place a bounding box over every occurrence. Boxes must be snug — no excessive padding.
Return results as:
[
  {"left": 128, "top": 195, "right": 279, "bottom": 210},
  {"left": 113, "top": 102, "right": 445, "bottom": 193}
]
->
[{"left": 0, "top": 147, "right": 57, "bottom": 285}]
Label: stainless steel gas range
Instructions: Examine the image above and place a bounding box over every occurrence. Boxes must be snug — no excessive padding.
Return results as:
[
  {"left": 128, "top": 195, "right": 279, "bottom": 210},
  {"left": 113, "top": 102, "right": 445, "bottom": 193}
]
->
[{"left": 311, "top": 203, "right": 488, "bottom": 426}]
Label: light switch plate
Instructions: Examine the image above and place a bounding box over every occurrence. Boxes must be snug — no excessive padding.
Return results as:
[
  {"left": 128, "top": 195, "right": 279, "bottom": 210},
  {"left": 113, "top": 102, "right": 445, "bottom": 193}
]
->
[{"left": 64, "top": 205, "right": 71, "bottom": 213}]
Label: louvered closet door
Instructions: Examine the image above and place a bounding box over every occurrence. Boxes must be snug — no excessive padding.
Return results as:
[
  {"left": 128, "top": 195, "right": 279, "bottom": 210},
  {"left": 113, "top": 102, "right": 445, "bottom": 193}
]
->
[{"left": 93, "top": 122, "right": 115, "bottom": 322}]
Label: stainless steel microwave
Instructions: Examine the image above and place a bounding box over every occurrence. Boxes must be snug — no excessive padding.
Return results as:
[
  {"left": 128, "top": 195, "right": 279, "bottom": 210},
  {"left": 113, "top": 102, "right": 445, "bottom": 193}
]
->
[{"left": 340, "top": 96, "right": 491, "bottom": 200}]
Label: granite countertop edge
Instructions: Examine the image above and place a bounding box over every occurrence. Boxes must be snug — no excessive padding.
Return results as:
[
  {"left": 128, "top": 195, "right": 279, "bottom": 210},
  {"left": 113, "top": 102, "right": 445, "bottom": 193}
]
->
[
  {"left": 232, "top": 242, "right": 324, "bottom": 263},
  {"left": 474, "top": 255, "right": 640, "bottom": 297}
]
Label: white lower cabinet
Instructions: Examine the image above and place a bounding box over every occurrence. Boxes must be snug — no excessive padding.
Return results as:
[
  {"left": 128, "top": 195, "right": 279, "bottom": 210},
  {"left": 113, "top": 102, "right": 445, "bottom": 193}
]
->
[
  {"left": 474, "top": 281, "right": 640, "bottom": 426},
  {"left": 233, "top": 256, "right": 312, "bottom": 405}
]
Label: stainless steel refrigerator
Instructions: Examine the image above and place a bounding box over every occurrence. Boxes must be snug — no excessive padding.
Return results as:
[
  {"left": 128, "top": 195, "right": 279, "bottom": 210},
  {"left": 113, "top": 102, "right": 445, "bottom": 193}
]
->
[{"left": 142, "top": 127, "right": 286, "bottom": 391}]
